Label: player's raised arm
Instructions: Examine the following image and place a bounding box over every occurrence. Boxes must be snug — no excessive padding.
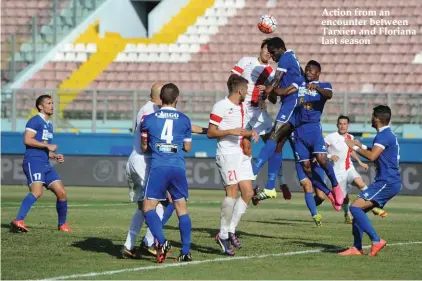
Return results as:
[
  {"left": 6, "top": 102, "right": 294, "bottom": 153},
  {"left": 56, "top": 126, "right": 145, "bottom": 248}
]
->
[
  {"left": 345, "top": 138, "right": 383, "bottom": 161},
  {"left": 24, "top": 126, "right": 57, "bottom": 152},
  {"left": 273, "top": 84, "right": 297, "bottom": 96},
  {"left": 309, "top": 83, "right": 333, "bottom": 99},
  {"left": 207, "top": 124, "right": 242, "bottom": 139}
]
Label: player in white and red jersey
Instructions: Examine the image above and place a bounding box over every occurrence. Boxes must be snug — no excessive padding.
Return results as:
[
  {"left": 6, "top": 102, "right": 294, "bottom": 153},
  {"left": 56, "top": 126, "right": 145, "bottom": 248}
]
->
[
  {"left": 207, "top": 74, "right": 259, "bottom": 256},
  {"left": 122, "top": 83, "right": 163, "bottom": 258},
  {"left": 324, "top": 115, "right": 387, "bottom": 223},
  {"left": 231, "top": 39, "right": 292, "bottom": 201}
]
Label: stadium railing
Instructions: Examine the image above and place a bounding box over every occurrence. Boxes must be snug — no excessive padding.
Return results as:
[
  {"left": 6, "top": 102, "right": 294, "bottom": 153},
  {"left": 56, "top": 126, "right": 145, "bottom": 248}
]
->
[{"left": 1, "top": 88, "right": 421, "bottom": 133}]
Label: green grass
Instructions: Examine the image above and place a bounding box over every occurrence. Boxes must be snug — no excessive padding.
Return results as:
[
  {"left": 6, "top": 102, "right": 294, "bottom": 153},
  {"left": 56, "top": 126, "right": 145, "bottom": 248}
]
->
[{"left": 2, "top": 186, "right": 422, "bottom": 280}]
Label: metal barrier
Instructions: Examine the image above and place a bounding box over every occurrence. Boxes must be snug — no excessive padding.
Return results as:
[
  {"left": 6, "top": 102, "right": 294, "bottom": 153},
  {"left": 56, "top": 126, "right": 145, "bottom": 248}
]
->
[{"left": 1, "top": 88, "right": 421, "bottom": 132}]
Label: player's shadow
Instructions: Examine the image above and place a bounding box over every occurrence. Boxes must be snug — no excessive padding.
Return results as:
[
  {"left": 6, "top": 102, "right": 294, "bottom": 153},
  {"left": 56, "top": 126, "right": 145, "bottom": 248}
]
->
[
  {"left": 274, "top": 218, "right": 316, "bottom": 224},
  {"left": 170, "top": 241, "right": 221, "bottom": 255},
  {"left": 71, "top": 237, "right": 122, "bottom": 258},
  {"left": 290, "top": 240, "right": 341, "bottom": 253},
  {"left": 2, "top": 223, "right": 53, "bottom": 231},
  {"left": 164, "top": 225, "right": 279, "bottom": 240}
]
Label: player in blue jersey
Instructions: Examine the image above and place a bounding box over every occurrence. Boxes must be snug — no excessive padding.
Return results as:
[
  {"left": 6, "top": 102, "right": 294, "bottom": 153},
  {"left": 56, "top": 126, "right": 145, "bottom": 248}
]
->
[
  {"left": 141, "top": 83, "right": 192, "bottom": 263},
  {"left": 252, "top": 37, "right": 305, "bottom": 201},
  {"left": 10, "top": 95, "right": 71, "bottom": 233},
  {"left": 294, "top": 60, "right": 344, "bottom": 216},
  {"left": 339, "top": 105, "right": 401, "bottom": 256}
]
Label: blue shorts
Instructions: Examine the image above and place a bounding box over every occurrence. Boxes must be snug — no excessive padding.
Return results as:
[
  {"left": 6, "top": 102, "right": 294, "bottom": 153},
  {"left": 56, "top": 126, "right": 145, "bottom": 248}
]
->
[
  {"left": 359, "top": 181, "right": 401, "bottom": 208},
  {"left": 276, "top": 98, "right": 299, "bottom": 127},
  {"left": 294, "top": 123, "right": 327, "bottom": 161},
  {"left": 144, "top": 166, "right": 188, "bottom": 201},
  {"left": 22, "top": 160, "right": 61, "bottom": 188}
]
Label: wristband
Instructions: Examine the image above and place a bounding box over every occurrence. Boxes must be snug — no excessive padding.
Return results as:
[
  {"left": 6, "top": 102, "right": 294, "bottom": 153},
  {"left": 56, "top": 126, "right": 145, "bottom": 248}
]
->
[
  {"left": 361, "top": 144, "right": 368, "bottom": 150},
  {"left": 201, "top": 127, "right": 208, "bottom": 135},
  {"left": 353, "top": 145, "right": 359, "bottom": 151},
  {"left": 327, "top": 154, "right": 332, "bottom": 159}
]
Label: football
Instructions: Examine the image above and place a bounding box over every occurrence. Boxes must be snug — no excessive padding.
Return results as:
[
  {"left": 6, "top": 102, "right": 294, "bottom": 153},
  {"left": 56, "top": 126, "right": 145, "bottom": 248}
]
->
[{"left": 258, "top": 14, "right": 277, "bottom": 34}]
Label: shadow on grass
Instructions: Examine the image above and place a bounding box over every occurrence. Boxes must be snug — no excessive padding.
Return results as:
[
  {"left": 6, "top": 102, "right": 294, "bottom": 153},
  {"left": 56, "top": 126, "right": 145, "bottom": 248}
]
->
[
  {"left": 164, "top": 225, "right": 279, "bottom": 240},
  {"left": 290, "top": 240, "right": 342, "bottom": 253}
]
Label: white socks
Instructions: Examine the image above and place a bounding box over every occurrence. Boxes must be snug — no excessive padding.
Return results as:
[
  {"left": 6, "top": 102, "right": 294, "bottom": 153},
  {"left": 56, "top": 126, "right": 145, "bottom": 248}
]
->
[
  {"left": 343, "top": 202, "right": 351, "bottom": 216},
  {"left": 219, "top": 197, "right": 236, "bottom": 240},
  {"left": 124, "top": 204, "right": 166, "bottom": 250},
  {"left": 143, "top": 203, "right": 165, "bottom": 247},
  {"left": 229, "top": 197, "right": 248, "bottom": 234},
  {"left": 124, "top": 209, "right": 144, "bottom": 250}
]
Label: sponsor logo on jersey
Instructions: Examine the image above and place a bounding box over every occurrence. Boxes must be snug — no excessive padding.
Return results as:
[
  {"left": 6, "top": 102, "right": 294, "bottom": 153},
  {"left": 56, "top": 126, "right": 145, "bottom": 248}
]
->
[{"left": 156, "top": 111, "right": 179, "bottom": 119}]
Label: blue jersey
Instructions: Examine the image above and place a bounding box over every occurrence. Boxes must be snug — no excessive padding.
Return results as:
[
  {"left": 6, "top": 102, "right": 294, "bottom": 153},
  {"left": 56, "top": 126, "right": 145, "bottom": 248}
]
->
[
  {"left": 277, "top": 50, "right": 304, "bottom": 103},
  {"left": 23, "top": 114, "right": 54, "bottom": 163},
  {"left": 141, "top": 107, "right": 192, "bottom": 169},
  {"left": 372, "top": 126, "right": 401, "bottom": 183},
  {"left": 298, "top": 81, "right": 332, "bottom": 124}
]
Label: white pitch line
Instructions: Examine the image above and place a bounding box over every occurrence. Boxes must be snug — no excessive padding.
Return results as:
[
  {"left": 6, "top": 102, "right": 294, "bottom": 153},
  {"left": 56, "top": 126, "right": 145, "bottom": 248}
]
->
[{"left": 39, "top": 241, "right": 422, "bottom": 280}]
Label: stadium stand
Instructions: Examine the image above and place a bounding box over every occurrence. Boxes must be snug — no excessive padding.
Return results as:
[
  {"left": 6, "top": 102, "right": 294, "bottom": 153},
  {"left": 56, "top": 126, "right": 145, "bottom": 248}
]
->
[{"left": 2, "top": 0, "right": 422, "bottom": 123}]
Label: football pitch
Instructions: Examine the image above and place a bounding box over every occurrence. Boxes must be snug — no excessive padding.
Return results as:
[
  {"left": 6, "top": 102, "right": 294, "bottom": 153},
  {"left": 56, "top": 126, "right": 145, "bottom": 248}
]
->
[{"left": 2, "top": 186, "right": 422, "bottom": 280}]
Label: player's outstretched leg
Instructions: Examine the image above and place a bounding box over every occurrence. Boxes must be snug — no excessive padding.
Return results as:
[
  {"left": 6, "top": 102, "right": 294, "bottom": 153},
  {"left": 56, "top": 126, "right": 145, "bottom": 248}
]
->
[
  {"left": 310, "top": 162, "right": 341, "bottom": 211},
  {"left": 254, "top": 137, "right": 288, "bottom": 202},
  {"left": 252, "top": 122, "right": 291, "bottom": 178},
  {"left": 315, "top": 154, "right": 343, "bottom": 206},
  {"left": 49, "top": 181, "right": 72, "bottom": 232},
  {"left": 122, "top": 207, "right": 143, "bottom": 259}
]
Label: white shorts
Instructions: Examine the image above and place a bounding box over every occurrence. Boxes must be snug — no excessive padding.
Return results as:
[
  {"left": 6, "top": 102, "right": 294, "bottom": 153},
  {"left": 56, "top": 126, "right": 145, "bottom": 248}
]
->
[
  {"left": 245, "top": 106, "right": 273, "bottom": 136},
  {"left": 335, "top": 168, "right": 361, "bottom": 197},
  {"left": 216, "top": 153, "right": 254, "bottom": 186},
  {"left": 125, "top": 152, "right": 151, "bottom": 203}
]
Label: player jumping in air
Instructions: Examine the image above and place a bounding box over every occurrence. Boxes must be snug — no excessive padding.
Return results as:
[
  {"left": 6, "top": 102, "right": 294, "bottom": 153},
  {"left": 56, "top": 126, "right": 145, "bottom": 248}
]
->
[
  {"left": 141, "top": 83, "right": 193, "bottom": 263},
  {"left": 207, "top": 74, "right": 259, "bottom": 256},
  {"left": 231, "top": 38, "right": 291, "bottom": 200},
  {"left": 339, "top": 105, "right": 400, "bottom": 256},
  {"left": 11, "top": 94, "right": 71, "bottom": 233},
  {"left": 292, "top": 60, "right": 344, "bottom": 217},
  {"left": 250, "top": 37, "right": 301, "bottom": 201}
]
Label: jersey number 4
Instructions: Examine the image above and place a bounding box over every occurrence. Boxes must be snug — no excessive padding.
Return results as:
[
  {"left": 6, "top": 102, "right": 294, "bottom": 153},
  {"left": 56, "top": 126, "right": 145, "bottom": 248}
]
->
[{"left": 161, "top": 119, "right": 174, "bottom": 144}]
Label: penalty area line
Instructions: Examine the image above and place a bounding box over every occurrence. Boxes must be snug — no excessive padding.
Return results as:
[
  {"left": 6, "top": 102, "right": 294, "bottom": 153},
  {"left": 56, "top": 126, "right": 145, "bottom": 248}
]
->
[{"left": 39, "top": 241, "right": 422, "bottom": 280}]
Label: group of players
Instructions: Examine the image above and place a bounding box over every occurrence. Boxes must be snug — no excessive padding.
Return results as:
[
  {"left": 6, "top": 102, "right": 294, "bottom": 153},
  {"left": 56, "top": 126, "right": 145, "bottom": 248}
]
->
[{"left": 11, "top": 35, "right": 401, "bottom": 263}]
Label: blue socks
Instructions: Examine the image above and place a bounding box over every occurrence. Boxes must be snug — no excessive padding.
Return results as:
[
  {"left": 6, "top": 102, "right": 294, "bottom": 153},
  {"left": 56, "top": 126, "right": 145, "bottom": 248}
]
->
[
  {"left": 56, "top": 200, "right": 68, "bottom": 227},
  {"left": 352, "top": 220, "right": 364, "bottom": 250},
  {"left": 305, "top": 192, "right": 318, "bottom": 216},
  {"left": 16, "top": 193, "right": 37, "bottom": 220},
  {"left": 253, "top": 140, "right": 277, "bottom": 175},
  {"left": 265, "top": 152, "right": 283, "bottom": 190},
  {"left": 322, "top": 162, "right": 339, "bottom": 187},
  {"left": 162, "top": 202, "right": 175, "bottom": 225},
  {"left": 178, "top": 214, "right": 192, "bottom": 255},
  {"left": 350, "top": 206, "right": 380, "bottom": 243},
  {"left": 145, "top": 210, "right": 166, "bottom": 245},
  {"left": 310, "top": 164, "right": 331, "bottom": 196}
]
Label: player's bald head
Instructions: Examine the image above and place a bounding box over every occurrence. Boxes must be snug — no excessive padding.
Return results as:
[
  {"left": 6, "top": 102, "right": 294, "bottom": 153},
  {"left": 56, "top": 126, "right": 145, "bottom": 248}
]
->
[{"left": 150, "top": 83, "right": 164, "bottom": 99}]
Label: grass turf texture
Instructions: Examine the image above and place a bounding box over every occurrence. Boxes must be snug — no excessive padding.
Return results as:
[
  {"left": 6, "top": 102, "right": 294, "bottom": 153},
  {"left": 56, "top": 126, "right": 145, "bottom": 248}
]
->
[{"left": 2, "top": 186, "right": 422, "bottom": 280}]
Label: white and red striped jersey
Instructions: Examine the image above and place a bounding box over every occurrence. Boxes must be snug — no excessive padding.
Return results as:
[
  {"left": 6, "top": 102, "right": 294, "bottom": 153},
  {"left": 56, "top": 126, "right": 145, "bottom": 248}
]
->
[
  {"left": 324, "top": 132, "right": 354, "bottom": 173},
  {"left": 133, "top": 101, "right": 160, "bottom": 155},
  {"left": 231, "top": 57, "right": 275, "bottom": 107},
  {"left": 209, "top": 97, "right": 248, "bottom": 155}
]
